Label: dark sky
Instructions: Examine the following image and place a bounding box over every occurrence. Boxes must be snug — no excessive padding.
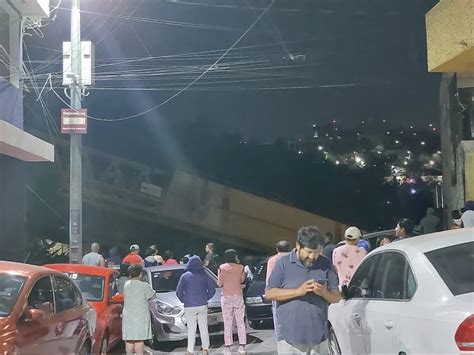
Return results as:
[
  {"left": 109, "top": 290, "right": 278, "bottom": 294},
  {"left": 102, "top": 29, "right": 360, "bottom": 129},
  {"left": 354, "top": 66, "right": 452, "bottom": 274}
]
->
[{"left": 27, "top": 0, "right": 440, "bottom": 141}]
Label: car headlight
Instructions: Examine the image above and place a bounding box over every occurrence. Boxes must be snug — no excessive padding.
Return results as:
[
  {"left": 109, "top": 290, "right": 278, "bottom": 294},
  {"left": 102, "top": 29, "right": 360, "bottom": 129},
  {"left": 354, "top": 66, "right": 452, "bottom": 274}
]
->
[
  {"left": 155, "top": 301, "right": 183, "bottom": 316},
  {"left": 246, "top": 296, "right": 263, "bottom": 304}
]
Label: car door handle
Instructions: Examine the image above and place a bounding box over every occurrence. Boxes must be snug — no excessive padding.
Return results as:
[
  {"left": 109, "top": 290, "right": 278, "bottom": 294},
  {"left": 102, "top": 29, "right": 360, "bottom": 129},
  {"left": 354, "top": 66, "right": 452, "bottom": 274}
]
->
[
  {"left": 384, "top": 321, "right": 394, "bottom": 330},
  {"left": 352, "top": 313, "right": 361, "bottom": 320}
]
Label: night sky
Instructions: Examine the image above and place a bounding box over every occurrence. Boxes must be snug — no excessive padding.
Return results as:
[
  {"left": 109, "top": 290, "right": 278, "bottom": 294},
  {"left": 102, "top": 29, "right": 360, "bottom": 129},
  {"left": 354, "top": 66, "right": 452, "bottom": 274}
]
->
[{"left": 26, "top": 0, "right": 440, "bottom": 141}]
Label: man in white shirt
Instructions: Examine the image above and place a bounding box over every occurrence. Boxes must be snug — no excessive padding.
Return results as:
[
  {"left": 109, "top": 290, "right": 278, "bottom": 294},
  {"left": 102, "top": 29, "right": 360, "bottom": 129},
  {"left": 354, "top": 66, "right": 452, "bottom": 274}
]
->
[
  {"left": 82, "top": 242, "right": 106, "bottom": 267},
  {"left": 454, "top": 201, "right": 474, "bottom": 228}
]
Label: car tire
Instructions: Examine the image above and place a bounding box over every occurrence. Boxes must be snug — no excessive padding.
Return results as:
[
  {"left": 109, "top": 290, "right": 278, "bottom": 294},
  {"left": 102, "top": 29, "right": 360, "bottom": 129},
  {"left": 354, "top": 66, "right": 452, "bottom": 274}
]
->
[
  {"left": 100, "top": 333, "right": 109, "bottom": 355},
  {"left": 146, "top": 332, "right": 160, "bottom": 350},
  {"left": 248, "top": 320, "right": 259, "bottom": 329},
  {"left": 328, "top": 326, "right": 341, "bottom": 355}
]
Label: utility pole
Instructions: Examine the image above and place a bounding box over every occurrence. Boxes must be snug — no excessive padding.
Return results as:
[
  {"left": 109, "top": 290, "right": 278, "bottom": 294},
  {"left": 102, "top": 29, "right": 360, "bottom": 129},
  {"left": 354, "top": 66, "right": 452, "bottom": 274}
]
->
[{"left": 69, "top": 0, "right": 83, "bottom": 263}]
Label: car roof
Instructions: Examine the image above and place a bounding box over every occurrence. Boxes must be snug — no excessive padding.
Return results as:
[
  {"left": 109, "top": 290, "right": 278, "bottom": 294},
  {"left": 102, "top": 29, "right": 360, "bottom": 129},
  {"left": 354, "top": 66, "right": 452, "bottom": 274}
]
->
[
  {"left": 147, "top": 264, "right": 186, "bottom": 272},
  {"left": 374, "top": 227, "right": 474, "bottom": 254},
  {"left": 0, "top": 261, "right": 63, "bottom": 278},
  {"left": 363, "top": 229, "right": 395, "bottom": 240},
  {"left": 43, "top": 263, "right": 117, "bottom": 277}
]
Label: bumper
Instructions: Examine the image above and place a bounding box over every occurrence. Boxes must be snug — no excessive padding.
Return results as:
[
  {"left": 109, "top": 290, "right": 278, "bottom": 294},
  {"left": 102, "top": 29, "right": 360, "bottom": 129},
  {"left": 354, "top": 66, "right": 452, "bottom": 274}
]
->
[
  {"left": 151, "top": 311, "right": 225, "bottom": 342},
  {"left": 246, "top": 302, "right": 272, "bottom": 322}
]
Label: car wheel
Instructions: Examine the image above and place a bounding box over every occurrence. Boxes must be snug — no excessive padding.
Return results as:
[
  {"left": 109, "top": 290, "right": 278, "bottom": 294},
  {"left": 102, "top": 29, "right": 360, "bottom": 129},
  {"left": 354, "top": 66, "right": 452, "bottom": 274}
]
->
[
  {"left": 328, "top": 326, "right": 341, "bottom": 355},
  {"left": 146, "top": 332, "right": 160, "bottom": 350},
  {"left": 100, "top": 334, "right": 109, "bottom": 355},
  {"left": 248, "top": 320, "right": 259, "bottom": 329}
]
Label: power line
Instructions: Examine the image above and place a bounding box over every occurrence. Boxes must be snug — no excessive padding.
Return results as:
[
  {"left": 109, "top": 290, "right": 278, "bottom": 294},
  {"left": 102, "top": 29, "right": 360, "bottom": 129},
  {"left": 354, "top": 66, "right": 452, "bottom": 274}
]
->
[
  {"left": 53, "top": 0, "right": 276, "bottom": 123},
  {"left": 26, "top": 185, "right": 67, "bottom": 222},
  {"left": 45, "top": 81, "right": 392, "bottom": 93},
  {"left": 56, "top": 6, "right": 241, "bottom": 32},
  {"left": 163, "top": 0, "right": 301, "bottom": 12}
]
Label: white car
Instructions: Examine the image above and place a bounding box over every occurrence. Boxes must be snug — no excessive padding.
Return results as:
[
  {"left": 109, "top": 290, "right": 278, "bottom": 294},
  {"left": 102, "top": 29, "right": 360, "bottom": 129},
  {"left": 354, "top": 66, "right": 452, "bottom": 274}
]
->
[{"left": 328, "top": 228, "right": 474, "bottom": 354}]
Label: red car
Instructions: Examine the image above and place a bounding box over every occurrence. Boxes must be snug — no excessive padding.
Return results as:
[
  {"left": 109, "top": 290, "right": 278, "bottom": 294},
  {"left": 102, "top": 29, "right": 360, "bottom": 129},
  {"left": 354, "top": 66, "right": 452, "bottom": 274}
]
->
[
  {"left": 0, "top": 261, "right": 93, "bottom": 354},
  {"left": 45, "top": 264, "right": 124, "bottom": 354}
]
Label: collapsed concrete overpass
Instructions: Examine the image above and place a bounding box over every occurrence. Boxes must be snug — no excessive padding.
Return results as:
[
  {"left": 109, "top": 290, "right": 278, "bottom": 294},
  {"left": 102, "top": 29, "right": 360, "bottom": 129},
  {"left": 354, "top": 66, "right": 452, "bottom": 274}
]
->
[{"left": 50, "top": 140, "right": 350, "bottom": 253}]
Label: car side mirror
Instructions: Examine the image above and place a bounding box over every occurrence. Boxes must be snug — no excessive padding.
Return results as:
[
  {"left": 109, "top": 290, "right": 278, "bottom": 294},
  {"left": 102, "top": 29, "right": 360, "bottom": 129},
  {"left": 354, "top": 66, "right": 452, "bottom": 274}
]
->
[
  {"left": 110, "top": 294, "right": 124, "bottom": 304},
  {"left": 341, "top": 285, "right": 351, "bottom": 300},
  {"left": 23, "top": 308, "right": 46, "bottom": 322}
]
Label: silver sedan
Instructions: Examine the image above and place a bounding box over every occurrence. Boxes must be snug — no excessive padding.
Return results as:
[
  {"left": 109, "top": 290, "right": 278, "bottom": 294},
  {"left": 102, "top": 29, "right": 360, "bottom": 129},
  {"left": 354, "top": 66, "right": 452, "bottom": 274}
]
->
[{"left": 144, "top": 264, "right": 224, "bottom": 347}]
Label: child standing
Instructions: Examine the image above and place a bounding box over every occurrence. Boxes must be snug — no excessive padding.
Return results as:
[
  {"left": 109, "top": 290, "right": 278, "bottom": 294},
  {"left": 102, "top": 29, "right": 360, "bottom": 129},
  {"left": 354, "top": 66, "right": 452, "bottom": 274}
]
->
[
  {"left": 122, "top": 264, "right": 156, "bottom": 354},
  {"left": 217, "top": 249, "right": 247, "bottom": 354}
]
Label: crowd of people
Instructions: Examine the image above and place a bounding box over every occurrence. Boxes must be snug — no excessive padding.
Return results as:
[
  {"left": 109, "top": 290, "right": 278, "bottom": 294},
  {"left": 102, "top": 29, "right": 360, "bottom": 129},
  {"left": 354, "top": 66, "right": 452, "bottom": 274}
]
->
[
  {"left": 77, "top": 201, "right": 473, "bottom": 354},
  {"left": 81, "top": 241, "right": 250, "bottom": 354}
]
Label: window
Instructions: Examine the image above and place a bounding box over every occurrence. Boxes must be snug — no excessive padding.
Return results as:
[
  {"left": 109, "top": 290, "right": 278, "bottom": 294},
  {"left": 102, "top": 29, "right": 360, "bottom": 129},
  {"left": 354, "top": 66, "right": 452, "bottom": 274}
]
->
[
  {"left": 0, "top": 273, "right": 25, "bottom": 317},
  {"left": 28, "top": 276, "right": 54, "bottom": 315},
  {"left": 150, "top": 269, "right": 217, "bottom": 292},
  {"left": 66, "top": 273, "right": 104, "bottom": 302},
  {"left": 425, "top": 241, "right": 474, "bottom": 296},
  {"left": 348, "top": 254, "right": 381, "bottom": 298},
  {"left": 0, "top": 13, "right": 10, "bottom": 80},
  {"left": 407, "top": 267, "right": 416, "bottom": 298},
  {"left": 109, "top": 274, "right": 118, "bottom": 300},
  {"left": 371, "top": 252, "right": 416, "bottom": 300},
  {"left": 253, "top": 259, "right": 268, "bottom": 282},
  {"left": 54, "top": 276, "right": 81, "bottom": 312}
]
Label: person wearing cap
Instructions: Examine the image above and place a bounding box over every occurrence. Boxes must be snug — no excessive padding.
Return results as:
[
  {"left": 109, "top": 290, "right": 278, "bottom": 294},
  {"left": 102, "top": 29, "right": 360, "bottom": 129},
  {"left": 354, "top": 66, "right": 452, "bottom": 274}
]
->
[
  {"left": 332, "top": 227, "right": 367, "bottom": 286},
  {"left": 123, "top": 244, "right": 144, "bottom": 266},
  {"left": 395, "top": 218, "right": 415, "bottom": 240}
]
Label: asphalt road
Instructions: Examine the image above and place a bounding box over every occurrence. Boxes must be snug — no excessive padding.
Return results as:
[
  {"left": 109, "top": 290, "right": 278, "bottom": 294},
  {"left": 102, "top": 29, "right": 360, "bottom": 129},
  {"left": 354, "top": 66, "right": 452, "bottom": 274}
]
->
[{"left": 145, "top": 323, "right": 276, "bottom": 354}]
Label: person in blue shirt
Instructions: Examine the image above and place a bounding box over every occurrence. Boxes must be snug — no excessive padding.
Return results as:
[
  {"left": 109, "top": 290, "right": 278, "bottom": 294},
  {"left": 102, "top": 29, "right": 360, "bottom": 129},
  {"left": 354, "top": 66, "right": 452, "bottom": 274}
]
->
[
  {"left": 266, "top": 225, "right": 341, "bottom": 354},
  {"left": 357, "top": 238, "right": 370, "bottom": 253}
]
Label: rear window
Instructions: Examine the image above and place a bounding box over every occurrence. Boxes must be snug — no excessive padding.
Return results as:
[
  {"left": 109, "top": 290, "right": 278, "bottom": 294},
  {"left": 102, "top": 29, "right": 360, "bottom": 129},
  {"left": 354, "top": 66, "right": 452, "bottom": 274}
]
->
[
  {"left": 66, "top": 273, "right": 104, "bottom": 301},
  {"left": 253, "top": 261, "right": 268, "bottom": 282},
  {"left": 425, "top": 241, "right": 474, "bottom": 296},
  {"left": 150, "top": 268, "right": 217, "bottom": 293}
]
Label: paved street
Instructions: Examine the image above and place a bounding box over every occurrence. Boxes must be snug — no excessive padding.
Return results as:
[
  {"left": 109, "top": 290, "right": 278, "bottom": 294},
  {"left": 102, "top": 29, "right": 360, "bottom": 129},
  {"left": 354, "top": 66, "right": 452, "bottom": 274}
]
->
[{"left": 145, "top": 325, "right": 276, "bottom": 354}]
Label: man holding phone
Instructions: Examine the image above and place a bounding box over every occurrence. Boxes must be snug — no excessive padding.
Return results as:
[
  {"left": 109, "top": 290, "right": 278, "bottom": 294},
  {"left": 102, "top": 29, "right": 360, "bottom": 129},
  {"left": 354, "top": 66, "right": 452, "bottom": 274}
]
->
[{"left": 266, "top": 226, "right": 341, "bottom": 354}]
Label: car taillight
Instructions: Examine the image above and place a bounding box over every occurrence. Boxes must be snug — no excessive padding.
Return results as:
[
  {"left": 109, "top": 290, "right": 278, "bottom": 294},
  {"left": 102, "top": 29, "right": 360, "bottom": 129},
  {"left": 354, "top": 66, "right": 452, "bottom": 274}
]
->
[{"left": 455, "top": 315, "right": 474, "bottom": 351}]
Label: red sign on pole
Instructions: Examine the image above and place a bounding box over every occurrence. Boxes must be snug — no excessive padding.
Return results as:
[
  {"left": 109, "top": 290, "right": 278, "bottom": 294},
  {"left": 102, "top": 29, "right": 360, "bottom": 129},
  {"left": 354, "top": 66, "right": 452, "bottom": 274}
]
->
[{"left": 61, "top": 108, "right": 88, "bottom": 134}]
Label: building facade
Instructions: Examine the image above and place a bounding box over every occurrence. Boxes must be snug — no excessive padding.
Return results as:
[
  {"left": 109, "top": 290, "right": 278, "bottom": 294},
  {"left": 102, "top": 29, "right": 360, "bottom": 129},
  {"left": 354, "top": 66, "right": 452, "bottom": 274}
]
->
[{"left": 0, "top": 0, "right": 54, "bottom": 261}]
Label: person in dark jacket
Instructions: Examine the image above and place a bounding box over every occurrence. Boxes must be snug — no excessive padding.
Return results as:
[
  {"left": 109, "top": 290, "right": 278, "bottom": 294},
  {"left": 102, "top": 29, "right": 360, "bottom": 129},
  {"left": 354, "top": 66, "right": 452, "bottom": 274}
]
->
[
  {"left": 419, "top": 207, "right": 441, "bottom": 234},
  {"left": 176, "top": 256, "right": 216, "bottom": 355}
]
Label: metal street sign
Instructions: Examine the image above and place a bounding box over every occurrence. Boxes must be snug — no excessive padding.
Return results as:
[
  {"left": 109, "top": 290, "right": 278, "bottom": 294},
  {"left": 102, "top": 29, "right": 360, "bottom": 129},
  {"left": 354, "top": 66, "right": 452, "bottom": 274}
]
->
[{"left": 61, "top": 108, "right": 88, "bottom": 134}]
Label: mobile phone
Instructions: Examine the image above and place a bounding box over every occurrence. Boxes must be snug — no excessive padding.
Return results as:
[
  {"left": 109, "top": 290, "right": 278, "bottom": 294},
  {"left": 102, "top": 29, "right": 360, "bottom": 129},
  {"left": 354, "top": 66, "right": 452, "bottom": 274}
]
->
[{"left": 316, "top": 278, "right": 328, "bottom": 285}]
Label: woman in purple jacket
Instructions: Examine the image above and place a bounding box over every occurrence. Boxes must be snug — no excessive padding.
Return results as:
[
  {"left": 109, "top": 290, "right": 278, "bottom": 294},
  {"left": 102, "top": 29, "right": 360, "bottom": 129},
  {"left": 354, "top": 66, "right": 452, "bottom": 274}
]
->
[{"left": 176, "top": 256, "right": 216, "bottom": 355}]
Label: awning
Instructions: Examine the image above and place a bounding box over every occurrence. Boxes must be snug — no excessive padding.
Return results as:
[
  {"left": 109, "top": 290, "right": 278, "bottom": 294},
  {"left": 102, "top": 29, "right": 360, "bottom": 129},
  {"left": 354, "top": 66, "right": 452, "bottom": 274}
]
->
[{"left": 0, "top": 120, "right": 54, "bottom": 162}]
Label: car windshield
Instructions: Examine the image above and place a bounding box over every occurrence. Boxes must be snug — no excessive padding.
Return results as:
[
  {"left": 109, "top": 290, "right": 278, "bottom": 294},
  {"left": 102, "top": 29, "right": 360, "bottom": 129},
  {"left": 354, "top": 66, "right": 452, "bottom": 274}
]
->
[
  {"left": 253, "top": 261, "right": 268, "bottom": 282},
  {"left": 150, "top": 268, "right": 217, "bottom": 293},
  {"left": 425, "top": 241, "right": 474, "bottom": 296},
  {"left": 65, "top": 273, "right": 104, "bottom": 301},
  {"left": 0, "top": 273, "right": 26, "bottom": 317}
]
